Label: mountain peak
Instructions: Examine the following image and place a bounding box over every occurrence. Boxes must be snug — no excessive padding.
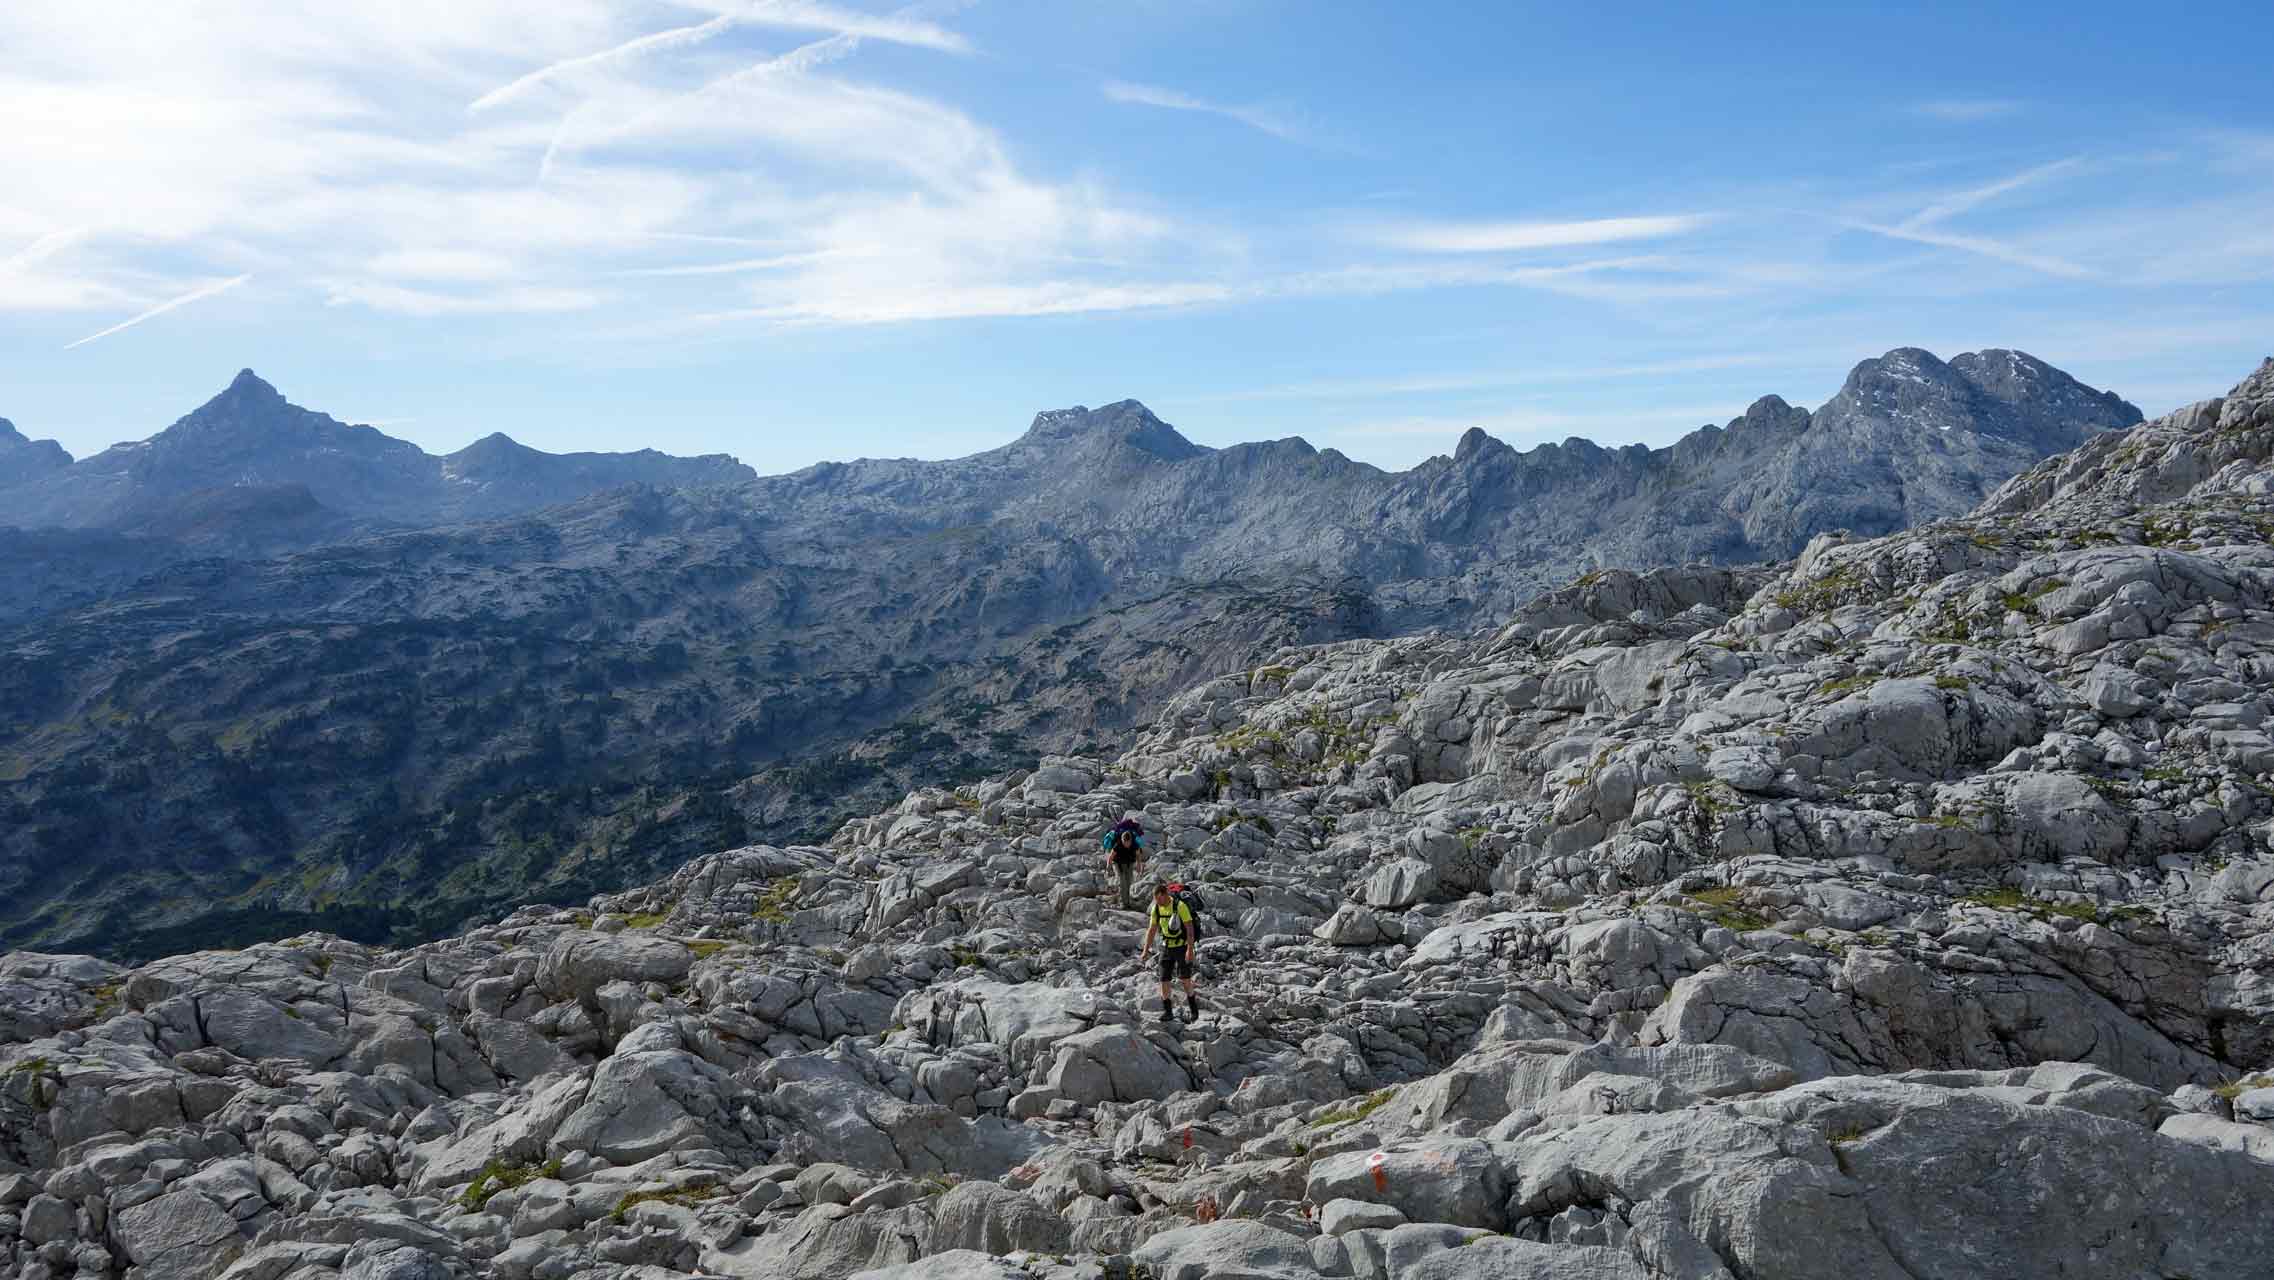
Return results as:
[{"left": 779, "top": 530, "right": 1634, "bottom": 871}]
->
[
  {"left": 164, "top": 369, "right": 295, "bottom": 437},
  {"left": 0, "top": 415, "right": 76, "bottom": 483},
  {"left": 1452, "top": 426, "right": 1506, "bottom": 463},
  {"left": 221, "top": 368, "right": 284, "bottom": 403},
  {"left": 1948, "top": 348, "right": 2142, "bottom": 426},
  {"left": 1845, "top": 346, "right": 1962, "bottom": 392},
  {"left": 1020, "top": 399, "right": 1206, "bottom": 461},
  {"left": 451, "top": 431, "right": 533, "bottom": 458}
]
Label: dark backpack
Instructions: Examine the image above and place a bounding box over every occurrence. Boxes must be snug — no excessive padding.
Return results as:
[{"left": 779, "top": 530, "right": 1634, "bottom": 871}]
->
[{"left": 1165, "top": 882, "right": 1204, "bottom": 944}]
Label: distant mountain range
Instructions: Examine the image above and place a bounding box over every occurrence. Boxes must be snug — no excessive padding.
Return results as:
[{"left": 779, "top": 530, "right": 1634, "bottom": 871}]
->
[
  {"left": 0, "top": 349, "right": 2142, "bottom": 958},
  {"left": 740, "top": 346, "right": 2139, "bottom": 624},
  {"left": 0, "top": 368, "right": 754, "bottom": 532}
]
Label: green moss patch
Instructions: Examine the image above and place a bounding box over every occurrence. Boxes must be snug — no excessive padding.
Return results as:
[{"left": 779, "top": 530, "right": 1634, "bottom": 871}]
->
[
  {"left": 1311, "top": 1087, "right": 1395, "bottom": 1129},
  {"left": 612, "top": 1183, "right": 727, "bottom": 1221},
  {"left": 461, "top": 1157, "right": 563, "bottom": 1212}
]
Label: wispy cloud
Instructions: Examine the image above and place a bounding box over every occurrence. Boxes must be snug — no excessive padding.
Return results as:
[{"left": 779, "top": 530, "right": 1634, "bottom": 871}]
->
[
  {"left": 1901, "top": 157, "right": 2082, "bottom": 228},
  {"left": 1845, "top": 220, "right": 2097, "bottom": 279},
  {"left": 2, "top": 0, "right": 2268, "bottom": 408},
  {"left": 1, "top": 228, "right": 89, "bottom": 275},
  {"left": 471, "top": 0, "right": 975, "bottom": 113},
  {"left": 1373, "top": 215, "right": 1710, "bottom": 253},
  {"left": 469, "top": 15, "right": 742, "bottom": 113},
  {"left": 1190, "top": 353, "right": 1792, "bottom": 404},
  {"left": 737, "top": 0, "right": 973, "bottom": 53},
  {"left": 321, "top": 281, "right": 603, "bottom": 317},
  {"left": 1911, "top": 99, "right": 2023, "bottom": 122},
  {"left": 678, "top": 254, "right": 1708, "bottom": 330},
  {"left": 610, "top": 250, "right": 843, "bottom": 277},
  {"left": 1102, "top": 80, "right": 1308, "bottom": 144},
  {"left": 366, "top": 249, "right": 519, "bottom": 282},
  {"left": 536, "top": 31, "right": 877, "bottom": 179},
  {"left": 1846, "top": 157, "right": 2097, "bottom": 278},
  {"left": 710, "top": 279, "right": 1241, "bottom": 326},
  {"left": 62, "top": 274, "right": 250, "bottom": 349}
]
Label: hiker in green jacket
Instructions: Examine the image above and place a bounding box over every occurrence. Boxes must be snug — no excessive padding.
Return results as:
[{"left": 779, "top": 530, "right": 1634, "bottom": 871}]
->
[{"left": 1139, "top": 880, "right": 1201, "bottom": 1023}]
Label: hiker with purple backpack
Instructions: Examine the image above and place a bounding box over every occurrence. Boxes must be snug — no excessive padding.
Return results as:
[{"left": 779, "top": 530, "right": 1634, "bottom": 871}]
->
[{"left": 1102, "top": 815, "right": 1145, "bottom": 909}]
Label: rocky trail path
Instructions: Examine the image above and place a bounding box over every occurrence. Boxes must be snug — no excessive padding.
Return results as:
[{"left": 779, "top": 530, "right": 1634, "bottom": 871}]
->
[{"left": 6, "top": 361, "right": 2274, "bottom": 1279}]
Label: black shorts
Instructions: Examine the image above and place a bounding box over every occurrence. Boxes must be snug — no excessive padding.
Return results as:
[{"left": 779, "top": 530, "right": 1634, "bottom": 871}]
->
[{"left": 1158, "top": 944, "right": 1193, "bottom": 981}]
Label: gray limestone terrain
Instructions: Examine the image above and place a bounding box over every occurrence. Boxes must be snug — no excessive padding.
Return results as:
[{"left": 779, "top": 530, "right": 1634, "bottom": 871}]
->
[
  {"left": 0, "top": 350, "right": 2139, "bottom": 959},
  {"left": 3, "top": 359, "right": 2273, "bottom": 1278}
]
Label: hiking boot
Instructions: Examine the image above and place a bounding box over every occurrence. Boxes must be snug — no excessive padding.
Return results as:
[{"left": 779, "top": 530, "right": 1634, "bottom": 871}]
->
[
  {"left": 1158, "top": 1008, "right": 1175, "bottom": 1024},
  {"left": 1186, "top": 1001, "right": 1201, "bottom": 1022}
]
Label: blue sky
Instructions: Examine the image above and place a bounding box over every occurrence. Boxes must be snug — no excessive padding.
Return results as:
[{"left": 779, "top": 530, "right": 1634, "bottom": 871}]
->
[{"left": 2, "top": 1, "right": 2270, "bottom": 474}]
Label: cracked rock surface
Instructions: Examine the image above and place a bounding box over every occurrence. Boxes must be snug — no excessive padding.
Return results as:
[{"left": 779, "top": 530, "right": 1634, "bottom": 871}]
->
[{"left": 7, "top": 360, "right": 2274, "bottom": 1278}]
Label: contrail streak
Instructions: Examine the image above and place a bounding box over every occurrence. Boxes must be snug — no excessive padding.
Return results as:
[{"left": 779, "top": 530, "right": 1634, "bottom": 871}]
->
[{"left": 63, "top": 274, "right": 251, "bottom": 350}]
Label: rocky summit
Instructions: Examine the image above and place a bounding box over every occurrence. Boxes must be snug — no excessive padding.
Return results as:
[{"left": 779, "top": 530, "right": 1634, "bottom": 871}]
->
[{"left": 2, "top": 358, "right": 2272, "bottom": 1279}]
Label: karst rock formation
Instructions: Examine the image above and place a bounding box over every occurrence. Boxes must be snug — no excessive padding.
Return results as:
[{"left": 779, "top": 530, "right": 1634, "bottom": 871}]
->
[{"left": 7, "top": 360, "right": 2274, "bottom": 1279}]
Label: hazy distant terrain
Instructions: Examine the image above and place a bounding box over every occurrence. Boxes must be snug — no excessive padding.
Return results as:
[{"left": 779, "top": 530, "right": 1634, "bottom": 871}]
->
[{"left": 0, "top": 349, "right": 2140, "bottom": 958}]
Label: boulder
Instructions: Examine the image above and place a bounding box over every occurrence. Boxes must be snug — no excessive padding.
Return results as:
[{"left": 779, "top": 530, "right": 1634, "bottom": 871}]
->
[
  {"left": 926, "top": 1181, "right": 1071, "bottom": 1255},
  {"left": 536, "top": 933, "right": 693, "bottom": 1005},
  {"left": 340, "top": 1246, "right": 452, "bottom": 1280},
  {"left": 1402, "top": 1236, "right": 1653, "bottom": 1280},
  {"left": 1043, "top": 1027, "right": 1191, "bottom": 1104},
  {"left": 113, "top": 1189, "right": 245, "bottom": 1280},
  {"left": 1305, "top": 1140, "right": 1506, "bottom": 1230},
  {"left": 1315, "top": 903, "right": 1399, "bottom": 947},
  {"left": 551, "top": 1049, "right": 750, "bottom": 1163},
  {"left": 1027, "top": 762, "right": 1098, "bottom": 795},
  {"left": 851, "top": 1253, "right": 1037, "bottom": 1280},
  {"left": 1365, "top": 859, "right": 1438, "bottom": 909},
  {"left": 703, "top": 1203, "right": 933, "bottom": 1280},
  {"left": 1133, "top": 1221, "right": 1320, "bottom": 1280},
  {"left": 1320, "top": 1197, "right": 1406, "bottom": 1236}
]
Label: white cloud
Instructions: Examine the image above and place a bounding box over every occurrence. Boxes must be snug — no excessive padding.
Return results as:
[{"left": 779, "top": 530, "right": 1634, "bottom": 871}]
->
[
  {"left": 1, "top": 0, "right": 2267, "bottom": 365},
  {"left": 1901, "top": 158, "right": 2083, "bottom": 229},
  {"left": 1911, "top": 99, "right": 2023, "bottom": 122},
  {"left": 321, "top": 281, "right": 605, "bottom": 316},
  {"left": 468, "top": 15, "right": 742, "bottom": 113},
  {"left": 719, "top": 0, "right": 972, "bottom": 53},
  {"left": 1190, "top": 353, "right": 1793, "bottom": 404},
  {"left": 0, "top": 228, "right": 88, "bottom": 274},
  {"left": 702, "top": 252, "right": 1701, "bottom": 330},
  {"left": 610, "top": 250, "right": 843, "bottom": 277},
  {"left": 1373, "top": 215, "right": 1710, "bottom": 253},
  {"left": 456, "top": 0, "right": 974, "bottom": 123},
  {"left": 63, "top": 274, "right": 251, "bottom": 349},
  {"left": 1845, "top": 220, "right": 2098, "bottom": 280},
  {"left": 0, "top": 1, "right": 1091, "bottom": 336},
  {"left": 366, "top": 249, "right": 520, "bottom": 282},
  {"left": 1101, "top": 80, "right": 1307, "bottom": 143},
  {"left": 1844, "top": 158, "right": 2098, "bottom": 279},
  {"left": 732, "top": 278, "right": 1239, "bottom": 325}
]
